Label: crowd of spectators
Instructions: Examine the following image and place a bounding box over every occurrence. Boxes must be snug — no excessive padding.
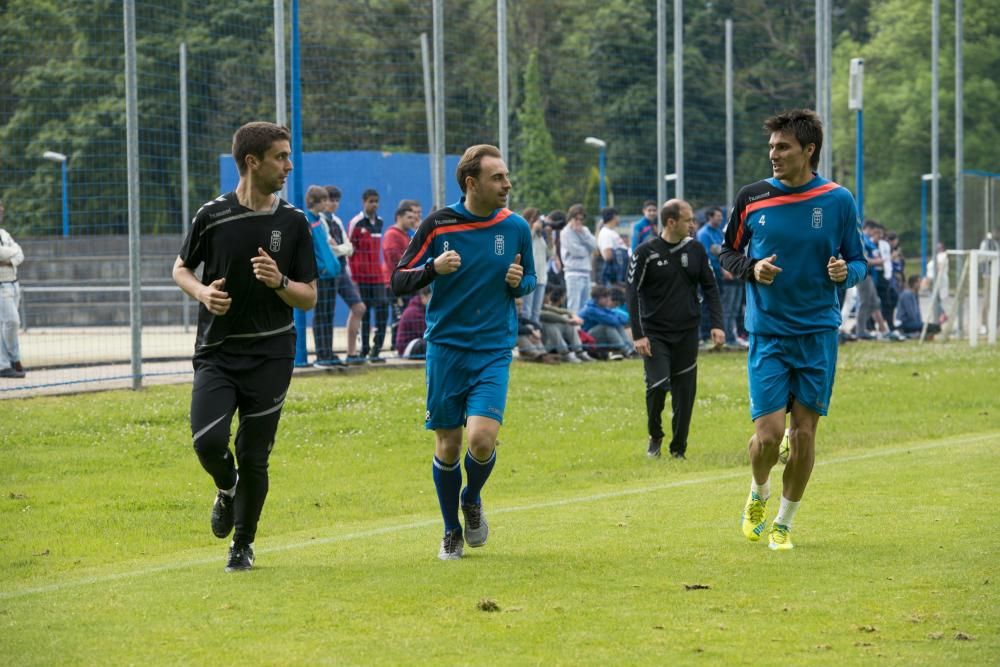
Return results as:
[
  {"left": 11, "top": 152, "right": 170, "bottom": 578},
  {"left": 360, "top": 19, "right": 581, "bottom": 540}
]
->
[{"left": 303, "top": 189, "right": 953, "bottom": 368}]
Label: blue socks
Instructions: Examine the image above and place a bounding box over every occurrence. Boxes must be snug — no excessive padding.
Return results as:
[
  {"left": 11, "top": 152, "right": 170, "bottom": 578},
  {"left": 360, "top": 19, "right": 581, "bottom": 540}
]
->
[
  {"left": 432, "top": 456, "right": 462, "bottom": 533},
  {"left": 461, "top": 449, "right": 496, "bottom": 507}
]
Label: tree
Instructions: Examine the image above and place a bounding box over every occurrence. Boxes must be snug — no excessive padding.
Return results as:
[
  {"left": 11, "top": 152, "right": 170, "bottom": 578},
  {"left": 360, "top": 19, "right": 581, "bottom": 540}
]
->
[{"left": 513, "top": 51, "right": 564, "bottom": 212}]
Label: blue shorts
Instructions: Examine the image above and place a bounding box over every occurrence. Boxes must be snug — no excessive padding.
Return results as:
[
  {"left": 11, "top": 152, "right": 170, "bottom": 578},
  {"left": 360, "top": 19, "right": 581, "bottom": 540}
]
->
[
  {"left": 425, "top": 342, "right": 512, "bottom": 430},
  {"left": 747, "top": 331, "right": 839, "bottom": 420}
]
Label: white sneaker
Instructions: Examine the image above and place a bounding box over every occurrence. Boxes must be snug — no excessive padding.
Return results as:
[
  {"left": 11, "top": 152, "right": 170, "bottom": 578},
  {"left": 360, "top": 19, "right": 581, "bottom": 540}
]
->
[
  {"left": 577, "top": 351, "right": 595, "bottom": 362},
  {"left": 608, "top": 352, "right": 624, "bottom": 361},
  {"left": 563, "top": 351, "right": 582, "bottom": 363},
  {"left": 438, "top": 528, "right": 464, "bottom": 560},
  {"left": 461, "top": 502, "right": 489, "bottom": 547}
]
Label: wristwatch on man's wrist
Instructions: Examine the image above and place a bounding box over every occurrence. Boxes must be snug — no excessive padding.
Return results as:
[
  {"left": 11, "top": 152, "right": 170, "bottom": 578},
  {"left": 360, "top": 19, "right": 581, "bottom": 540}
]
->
[{"left": 275, "top": 274, "right": 289, "bottom": 291}]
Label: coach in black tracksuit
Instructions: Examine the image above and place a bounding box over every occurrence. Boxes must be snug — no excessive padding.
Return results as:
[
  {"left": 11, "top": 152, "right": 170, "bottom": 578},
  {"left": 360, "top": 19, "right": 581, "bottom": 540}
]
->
[{"left": 627, "top": 199, "right": 724, "bottom": 459}]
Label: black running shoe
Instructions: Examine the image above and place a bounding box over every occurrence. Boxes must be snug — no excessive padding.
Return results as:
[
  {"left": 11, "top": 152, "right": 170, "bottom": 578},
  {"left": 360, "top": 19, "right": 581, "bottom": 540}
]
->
[
  {"left": 647, "top": 437, "right": 663, "bottom": 459},
  {"left": 670, "top": 450, "right": 686, "bottom": 460},
  {"left": 211, "top": 491, "right": 235, "bottom": 539},
  {"left": 225, "top": 542, "right": 254, "bottom": 572}
]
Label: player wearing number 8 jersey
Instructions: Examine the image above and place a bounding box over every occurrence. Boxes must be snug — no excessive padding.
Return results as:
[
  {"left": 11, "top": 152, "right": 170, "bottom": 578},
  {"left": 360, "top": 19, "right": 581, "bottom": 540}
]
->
[
  {"left": 719, "top": 109, "right": 867, "bottom": 551},
  {"left": 390, "top": 144, "right": 535, "bottom": 560}
]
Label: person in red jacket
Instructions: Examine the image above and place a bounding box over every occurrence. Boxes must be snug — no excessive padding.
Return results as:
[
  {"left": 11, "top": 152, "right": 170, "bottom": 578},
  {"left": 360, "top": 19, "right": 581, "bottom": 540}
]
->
[
  {"left": 348, "top": 189, "right": 390, "bottom": 362},
  {"left": 384, "top": 201, "right": 420, "bottom": 348}
]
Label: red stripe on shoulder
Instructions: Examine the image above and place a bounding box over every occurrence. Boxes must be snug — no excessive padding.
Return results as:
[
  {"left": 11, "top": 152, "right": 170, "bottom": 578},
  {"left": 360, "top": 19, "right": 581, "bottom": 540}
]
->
[{"left": 404, "top": 208, "right": 514, "bottom": 269}]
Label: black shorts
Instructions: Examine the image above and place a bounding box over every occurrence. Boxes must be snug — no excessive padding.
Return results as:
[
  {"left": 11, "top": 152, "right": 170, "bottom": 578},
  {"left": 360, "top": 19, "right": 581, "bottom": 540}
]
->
[
  {"left": 642, "top": 328, "right": 699, "bottom": 391},
  {"left": 190, "top": 353, "right": 294, "bottom": 446}
]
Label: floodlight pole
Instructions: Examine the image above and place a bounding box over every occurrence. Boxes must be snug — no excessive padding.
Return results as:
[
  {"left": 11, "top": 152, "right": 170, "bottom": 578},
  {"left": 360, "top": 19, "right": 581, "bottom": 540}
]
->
[
  {"left": 497, "top": 0, "right": 509, "bottom": 164},
  {"left": 656, "top": 0, "right": 666, "bottom": 212},
  {"left": 290, "top": 0, "right": 309, "bottom": 367},
  {"left": 725, "top": 19, "right": 734, "bottom": 210},
  {"left": 849, "top": 58, "right": 864, "bottom": 219},
  {"left": 673, "top": 0, "right": 684, "bottom": 200},
  {"left": 123, "top": 0, "right": 142, "bottom": 390},
  {"left": 585, "top": 137, "right": 607, "bottom": 211},
  {"left": 42, "top": 151, "right": 69, "bottom": 237}
]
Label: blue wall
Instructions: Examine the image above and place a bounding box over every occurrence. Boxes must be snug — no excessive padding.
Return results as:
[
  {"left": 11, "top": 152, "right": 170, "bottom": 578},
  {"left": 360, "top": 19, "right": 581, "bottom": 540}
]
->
[
  {"left": 219, "top": 150, "right": 461, "bottom": 331},
  {"left": 220, "top": 149, "right": 461, "bottom": 220}
]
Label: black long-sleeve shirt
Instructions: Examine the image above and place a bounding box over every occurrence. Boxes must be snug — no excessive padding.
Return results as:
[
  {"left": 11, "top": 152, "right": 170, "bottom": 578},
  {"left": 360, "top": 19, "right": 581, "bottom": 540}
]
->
[{"left": 626, "top": 236, "right": 722, "bottom": 340}]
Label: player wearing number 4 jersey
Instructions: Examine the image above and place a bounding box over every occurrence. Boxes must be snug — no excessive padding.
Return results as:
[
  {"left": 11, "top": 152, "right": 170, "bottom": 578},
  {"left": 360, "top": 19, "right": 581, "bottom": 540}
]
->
[
  {"left": 720, "top": 109, "right": 867, "bottom": 551},
  {"left": 391, "top": 145, "right": 535, "bottom": 561}
]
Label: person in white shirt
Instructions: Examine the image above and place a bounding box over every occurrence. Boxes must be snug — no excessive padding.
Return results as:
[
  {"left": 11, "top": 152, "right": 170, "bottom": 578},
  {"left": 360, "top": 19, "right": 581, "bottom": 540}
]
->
[
  {"left": 0, "top": 199, "right": 25, "bottom": 379},
  {"left": 596, "top": 207, "right": 628, "bottom": 286}
]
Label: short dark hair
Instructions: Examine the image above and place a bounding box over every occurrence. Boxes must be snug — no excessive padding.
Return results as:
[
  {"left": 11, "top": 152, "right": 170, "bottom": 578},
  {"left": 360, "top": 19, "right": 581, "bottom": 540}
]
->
[
  {"left": 643, "top": 200, "right": 657, "bottom": 210},
  {"left": 545, "top": 285, "right": 565, "bottom": 304},
  {"left": 362, "top": 188, "right": 379, "bottom": 201},
  {"left": 660, "top": 200, "right": 684, "bottom": 227},
  {"left": 763, "top": 108, "right": 823, "bottom": 170},
  {"left": 608, "top": 286, "right": 626, "bottom": 304},
  {"left": 907, "top": 274, "right": 920, "bottom": 289},
  {"left": 707, "top": 206, "right": 723, "bottom": 219},
  {"left": 590, "top": 285, "right": 609, "bottom": 300},
  {"left": 324, "top": 185, "right": 342, "bottom": 201},
  {"left": 545, "top": 210, "right": 567, "bottom": 229},
  {"left": 601, "top": 207, "right": 618, "bottom": 223},
  {"left": 395, "top": 202, "right": 415, "bottom": 220},
  {"left": 231, "top": 122, "right": 290, "bottom": 175},
  {"left": 522, "top": 207, "right": 540, "bottom": 223},
  {"left": 398, "top": 198, "right": 420, "bottom": 212},
  {"left": 456, "top": 144, "right": 503, "bottom": 193}
]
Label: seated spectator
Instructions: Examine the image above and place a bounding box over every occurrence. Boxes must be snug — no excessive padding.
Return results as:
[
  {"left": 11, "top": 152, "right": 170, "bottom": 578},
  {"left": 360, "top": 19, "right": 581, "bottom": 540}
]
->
[
  {"left": 896, "top": 274, "right": 940, "bottom": 338},
  {"left": 516, "top": 299, "right": 559, "bottom": 364},
  {"left": 395, "top": 287, "right": 430, "bottom": 359},
  {"left": 579, "top": 286, "right": 633, "bottom": 360},
  {"left": 539, "top": 287, "right": 593, "bottom": 363}
]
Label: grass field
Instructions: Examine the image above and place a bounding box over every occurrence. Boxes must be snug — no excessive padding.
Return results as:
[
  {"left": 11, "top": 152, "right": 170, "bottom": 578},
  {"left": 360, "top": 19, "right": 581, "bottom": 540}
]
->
[{"left": 2, "top": 343, "right": 999, "bottom": 665}]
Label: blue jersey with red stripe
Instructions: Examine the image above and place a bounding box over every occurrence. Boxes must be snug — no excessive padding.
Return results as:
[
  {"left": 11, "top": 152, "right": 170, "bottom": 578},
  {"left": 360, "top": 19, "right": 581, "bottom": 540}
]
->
[
  {"left": 719, "top": 174, "right": 867, "bottom": 336},
  {"left": 389, "top": 198, "right": 536, "bottom": 351}
]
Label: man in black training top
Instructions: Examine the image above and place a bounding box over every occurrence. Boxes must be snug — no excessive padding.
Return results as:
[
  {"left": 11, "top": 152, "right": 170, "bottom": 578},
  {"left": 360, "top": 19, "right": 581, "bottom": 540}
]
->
[
  {"left": 172, "top": 122, "right": 317, "bottom": 572},
  {"left": 627, "top": 199, "right": 724, "bottom": 459}
]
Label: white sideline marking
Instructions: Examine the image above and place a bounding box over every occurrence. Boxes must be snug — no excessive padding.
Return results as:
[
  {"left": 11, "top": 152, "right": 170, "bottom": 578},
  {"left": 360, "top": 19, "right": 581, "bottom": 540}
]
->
[{"left": 2, "top": 432, "right": 995, "bottom": 601}]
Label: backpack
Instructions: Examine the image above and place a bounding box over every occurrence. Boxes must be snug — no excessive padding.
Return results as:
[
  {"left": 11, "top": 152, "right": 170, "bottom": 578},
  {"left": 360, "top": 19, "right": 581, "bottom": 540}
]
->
[{"left": 309, "top": 216, "right": 342, "bottom": 280}]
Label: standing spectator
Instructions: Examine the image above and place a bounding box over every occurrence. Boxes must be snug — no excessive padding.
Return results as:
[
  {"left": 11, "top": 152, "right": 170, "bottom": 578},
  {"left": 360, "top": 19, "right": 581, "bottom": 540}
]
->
[
  {"left": 384, "top": 201, "right": 420, "bottom": 349},
  {"left": 520, "top": 207, "right": 549, "bottom": 323},
  {"left": 978, "top": 230, "right": 999, "bottom": 331},
  {"left": 719, "top": 109, "right": 867, "bottom": 551},
  {"left": 856, "top": 221, "right": 899, "bottom": 339},
  {"left": 579, "top": 285, "right": 633, "bottom": 359},
  {"left": 349, "top": 189, "right": 390, "bottom": 362},
  {"left": 322, "top": 186, "right": 367, "bottom": 364},
  {"left": 395, "top": 287, "right": 430, "bottom": 358},
  {"left": 544, "top": 210, "right": 567, "bottom": 290},
  {"left": 305, "top": 185, "right": 342, "bottom": 366},
  {"left": 597, "top": 207, "right": 628, "bottom": 286},
  {"left": 874, "top": 223, "right": 898, "bottom": 331},
  {"left": 390, "top": 144, "right": 536, "bottom": 561},
  {"left": 560, "top": 203, "right": 597, "bottom": 314},
  {"left": 0, "top": 198, "right": 26, "bottom": 379},
  {"left": 696, "top": 206, "right": 726, "bottom": 343},
  {"left": 628, "top": 199, "right": 724, "bottom": 459},
  {"left": 631, "top": 200, "right": 658, "bottom": 252},
  {"left": 171, "top": 121, "right": 318, "bottom": 572}
]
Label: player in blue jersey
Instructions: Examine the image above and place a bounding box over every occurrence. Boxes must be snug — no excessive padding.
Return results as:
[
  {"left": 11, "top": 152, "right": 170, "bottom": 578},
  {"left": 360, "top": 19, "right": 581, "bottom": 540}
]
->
[
  {"left": 719, "top": 109, "right": 867, "bottom": 551},
  {"left": 390, "top": 144, "right": 536, "bottom": 560}
]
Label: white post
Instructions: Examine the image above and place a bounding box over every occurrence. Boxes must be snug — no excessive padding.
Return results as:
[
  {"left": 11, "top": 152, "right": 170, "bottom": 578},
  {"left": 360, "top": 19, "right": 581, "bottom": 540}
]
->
[
  {"left": 968, "top": 250, "right": 979, "bottom": 346},
  {"left": 497, "top": 0, "right": 509, "bottom": 163},
  {"left": 673, "top": 0, "right": 684, "bottom": 199},
  {"left": 988, "top": 253, "right": 999, "bottom": 344}
]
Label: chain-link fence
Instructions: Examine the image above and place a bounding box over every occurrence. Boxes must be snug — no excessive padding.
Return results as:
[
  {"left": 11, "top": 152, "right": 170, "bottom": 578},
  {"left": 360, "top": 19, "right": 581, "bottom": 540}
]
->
[{"left": 1, "top": 0, "right": 989, "bottom": 396}]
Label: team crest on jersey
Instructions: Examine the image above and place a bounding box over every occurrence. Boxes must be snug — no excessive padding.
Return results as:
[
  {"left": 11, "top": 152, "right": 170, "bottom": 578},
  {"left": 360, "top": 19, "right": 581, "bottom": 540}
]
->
[
  {"left": 494, "top": 234, "right": 505, "bottom": 256},
  {"left": 270, "top": 230, "right": 282, "bottom": 252},
  {"left": 681, "top": 253, "right": 689, "bottom": 268},
  {"left": 812, "top": 207, "right": 823, "bottom": 229}
]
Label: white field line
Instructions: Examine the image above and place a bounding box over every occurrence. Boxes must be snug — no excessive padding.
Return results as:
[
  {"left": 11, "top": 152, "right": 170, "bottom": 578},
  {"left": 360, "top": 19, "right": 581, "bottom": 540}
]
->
[{"left": 2, "top": 431, "right": 995, "bottom": 602}]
